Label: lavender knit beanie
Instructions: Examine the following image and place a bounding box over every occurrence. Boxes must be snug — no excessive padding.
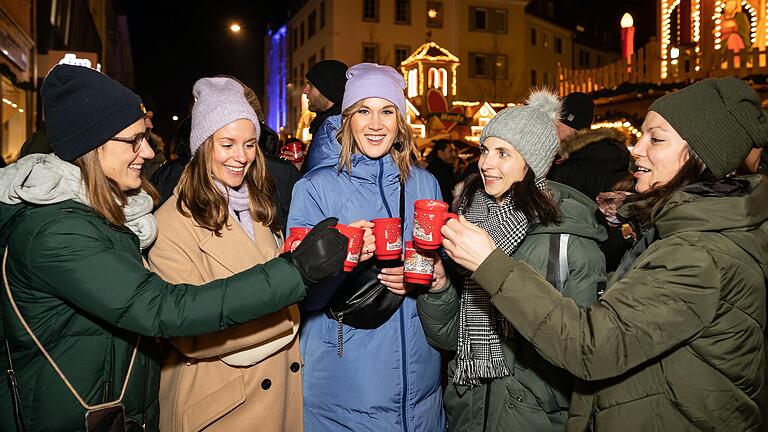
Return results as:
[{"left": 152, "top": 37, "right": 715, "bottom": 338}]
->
[
  {"left": 341, "top": 63, "right": 406, "bottom": 117},
  {"left": 190, "top": 77, "right": 261, "bottom": 155}
]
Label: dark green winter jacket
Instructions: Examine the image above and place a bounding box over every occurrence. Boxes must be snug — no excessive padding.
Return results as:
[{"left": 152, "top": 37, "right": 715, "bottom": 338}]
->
[
  {"left": 0, "top": 200, "right": 305, "bottom": 431},
  {"left": 472, "top": 175, "right": 768, "bottom": 431},
  {"left": 418, "top": 182, "right": 607, "bottom": 431}
]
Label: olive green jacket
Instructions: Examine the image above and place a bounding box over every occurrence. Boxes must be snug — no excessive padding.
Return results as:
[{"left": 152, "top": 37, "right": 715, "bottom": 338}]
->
[
  {"left": 472, "top": 175, "right": 768, "bottom": 431},
  {"left": 418, "top": 182, "right": 607, "bottom": 431}
]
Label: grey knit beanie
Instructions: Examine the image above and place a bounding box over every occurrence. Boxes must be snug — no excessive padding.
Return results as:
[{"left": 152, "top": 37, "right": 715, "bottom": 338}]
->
[
  {"left": 649, "top": 76, "right": 768, "bottom": 177},
  {"left": 480, "top": 89, "right": 562, "bottom": 179},
  {"left": 190, "top": 77, "right": 261, "bottom": 155}
]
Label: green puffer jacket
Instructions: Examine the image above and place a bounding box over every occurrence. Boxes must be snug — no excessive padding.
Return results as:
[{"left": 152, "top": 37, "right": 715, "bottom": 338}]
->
[
  {"left": 472, "top": 175, "right": 768, "bottom": 432},
  {"left": 418, "top": 182, "right": 607, "bottom": 431},
  {"left": 0, "top": 200, "right": 306, "bottom": 431}
]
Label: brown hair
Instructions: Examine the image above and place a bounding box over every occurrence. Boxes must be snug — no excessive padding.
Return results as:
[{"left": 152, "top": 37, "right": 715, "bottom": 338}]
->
[
  {"left": 74, "top": 150, "right": 159, "bottom": 226},
  {"left": 622, "top": 148, "right": 715, "bottom": 228},
  {"left": 458, "top": 169, "right": 562, "bottom": 226},
  {"left": 336, "top": 100, "right": 419, "bottom": 182},
  {"left": 176, "top": 137, "right": 278, "bottom": 235}
]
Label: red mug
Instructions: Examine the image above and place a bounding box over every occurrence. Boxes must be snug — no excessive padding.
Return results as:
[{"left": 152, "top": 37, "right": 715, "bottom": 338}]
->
[
  {"left": 412, "top": 199, "right": 458, "bottom": 250},
  {"left": 403, "top": 241, "right": 435, "bottom": 285},
  {"left": 280, "top": 141, "right": 305, "bottom": 163},
  {"left": 335, "top": 223, "right": 365, "bottom": 272},
  {"left": 283, "top": 227, "right": 312, "bottom": 253},
  {"left": 371, "top": 217, "right": 402, "bottom": 260}
]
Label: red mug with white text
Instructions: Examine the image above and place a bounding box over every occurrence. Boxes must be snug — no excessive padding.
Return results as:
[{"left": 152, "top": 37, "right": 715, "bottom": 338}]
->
[
  {"left": 283, "top": 227, "right": 312, "bottom": 253},
  {"left": 412, "top": 199, "right": 458, "bottom": 250},
  {"left": 403, "top": 241, "right": 435, "bottom": 284},
  {"left": 334, "top": 223, "right": 365, "bottom": 272}
]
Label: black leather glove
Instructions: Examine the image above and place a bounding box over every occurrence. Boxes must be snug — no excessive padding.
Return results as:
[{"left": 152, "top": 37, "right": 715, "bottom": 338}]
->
[{"left": 280, "top": 217, "right": 347, "bottom": 285}]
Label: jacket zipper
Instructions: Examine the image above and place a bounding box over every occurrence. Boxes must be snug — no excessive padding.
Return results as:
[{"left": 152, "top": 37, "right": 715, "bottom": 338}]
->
[
  {"left": 399, "top": 306, "right": 409, "bottom": 432},
  {"left": 482, "top": 381, "right": 491, "bottom": 431},
  {"left": 379, "top": 159, "right": 408, "bottom": 431}
]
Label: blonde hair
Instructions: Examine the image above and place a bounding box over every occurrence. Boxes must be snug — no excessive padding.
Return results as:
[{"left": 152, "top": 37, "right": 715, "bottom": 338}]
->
[
  {"left": 176, "top": 136, "right": 278, "bottom": 235},
  {"left": 74, "top": 149, "right": 158, "bottom": 226},
  {"left": 336, "top": 100, "right": 419, "bottom": 182}
]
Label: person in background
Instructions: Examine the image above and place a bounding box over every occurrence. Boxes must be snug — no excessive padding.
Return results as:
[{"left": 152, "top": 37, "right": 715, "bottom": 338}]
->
[
  {"left": 288, "top": 63, "right": 445, "bottom": 431},
  {"left": 302, "top": 60, "right": 348, "bottom": 172},
  {"left": 0, "top": 64, "right": 347, "bottom": 431},
  {"left": 426, "top": 139, "right": 460, "bottom": 203},
  {"left": 139, "top": 95, "right": 167, "bottom": 179},
  {"left": 418, "top": 89, "right": 606, "bottom": 431},
  {"left": 548, "top": 91, "right": 632, "bottom": 272},
  {"left": 441, "top": 76, "right": 768, "bottom": 431},
  {"left": 149, "top": 77, "right": 304, "bottom": 431}
]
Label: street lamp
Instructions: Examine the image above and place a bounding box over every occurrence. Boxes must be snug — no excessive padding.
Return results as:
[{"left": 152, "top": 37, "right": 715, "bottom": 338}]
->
[
  {"left": 172, "top": 115, "right": 179, "bottom": 121},
  {"left": 230, "top": 23, "right": 241, "bottom": 33}
]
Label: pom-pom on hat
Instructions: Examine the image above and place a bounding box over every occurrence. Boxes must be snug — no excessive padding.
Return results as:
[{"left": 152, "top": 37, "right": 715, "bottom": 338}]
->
[
  {"left": 190, "top": 77, "right": 261, "bottom": 155},
  {"left": 480, "top": 89, "right": 562, "bottom": 180},
  {"left": 341, "top": 63, "right": 407, "bottom": 117},
  {"left": 42, "top": 64, "right": 146, "bottom": 161}
]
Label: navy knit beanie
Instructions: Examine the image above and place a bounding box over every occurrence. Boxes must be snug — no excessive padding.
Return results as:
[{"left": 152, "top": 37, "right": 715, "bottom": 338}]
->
[
  {"left": 42, "top": 64, "right": 146, "bottom": 161},
  {"left": 306, "top": 60, "right": 348, "bottom": 105}
]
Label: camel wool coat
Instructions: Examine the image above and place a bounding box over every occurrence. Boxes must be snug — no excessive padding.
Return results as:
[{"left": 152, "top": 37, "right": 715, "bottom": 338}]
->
[{"left": 149, "top": 194, "right": 303, "bottom": 432}]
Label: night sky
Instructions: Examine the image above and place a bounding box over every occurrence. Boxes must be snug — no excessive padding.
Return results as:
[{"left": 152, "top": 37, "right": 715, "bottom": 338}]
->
[{"left": 118, "top": 0, "right": 655, "bottom": 141}]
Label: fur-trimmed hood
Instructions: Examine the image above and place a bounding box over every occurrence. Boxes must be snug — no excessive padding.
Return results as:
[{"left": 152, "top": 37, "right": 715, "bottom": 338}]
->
[{"left": 559, "top": 127, "right": 629, "bottom": 160}]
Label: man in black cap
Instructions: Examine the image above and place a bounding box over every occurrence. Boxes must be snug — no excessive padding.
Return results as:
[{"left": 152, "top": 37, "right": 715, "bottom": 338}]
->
[
  {"left": 301, "top": 60, "right": 348, "bottom": 172},
  {"left": 548, "top": 91, "right": 631, "bottom": 272},
  {"left": 303, "top": 60, "right": 347, "bottom": 135}
]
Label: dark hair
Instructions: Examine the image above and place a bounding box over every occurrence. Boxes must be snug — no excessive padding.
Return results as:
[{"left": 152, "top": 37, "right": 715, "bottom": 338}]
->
[
  {"left": 458, "top": 170, "right": 562, "bottom": 226},
  {"left": 622, "top": 148, "right": 715, "bottom": 228}
]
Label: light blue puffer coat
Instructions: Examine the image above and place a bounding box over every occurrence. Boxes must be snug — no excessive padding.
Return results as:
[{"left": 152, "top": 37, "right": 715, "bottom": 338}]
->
[
  {"left": 305, "top": 114, "right": 342, "bottom": 172},
  {"left": 288, "top": 153, "right": 446, "bottom": 432}
]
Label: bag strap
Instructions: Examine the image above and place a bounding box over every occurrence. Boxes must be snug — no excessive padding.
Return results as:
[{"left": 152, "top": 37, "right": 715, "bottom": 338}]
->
[
  {"left": 546, "top": 233, "right": 570, "bottom": 293},
  {"left": 4, "top": 336, "right": 29, "bottom": 432},
  {"left": 2, "top": 248, "right": 139, "bottom": 411}
]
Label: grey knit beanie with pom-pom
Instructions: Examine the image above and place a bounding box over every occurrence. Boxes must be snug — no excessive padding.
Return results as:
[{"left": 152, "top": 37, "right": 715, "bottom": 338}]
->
[{"left": 480, "top": 89, "right": 562, "bottom": 180}]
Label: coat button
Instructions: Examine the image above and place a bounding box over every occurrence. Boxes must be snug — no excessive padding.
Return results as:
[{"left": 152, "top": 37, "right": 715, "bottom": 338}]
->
[
  {"left": 290, "top": 362, "right": 301, "bottom": 373},
  {"left": 516, "top": 395, "right": 524, "bottom": 402},
  {"left": 261, "top": 379, "right": 272, "bottom": 390}
]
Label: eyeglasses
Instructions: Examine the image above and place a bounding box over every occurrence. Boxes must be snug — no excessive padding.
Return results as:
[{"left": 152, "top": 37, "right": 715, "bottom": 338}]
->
[{"left": 110, "top": 131, "right": 149, "bottom": 152}]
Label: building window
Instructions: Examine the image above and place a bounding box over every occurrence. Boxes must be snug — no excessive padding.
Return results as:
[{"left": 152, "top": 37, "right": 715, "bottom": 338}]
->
[
  {"left": 407, "top": 69, "right": 418, "bottom": 97},
  {"left": 362, "top": 43, "right": 378, "bottom": 63},
  {"left": 292, "top": 66, "right": 297, "bottom": 82},
  {"left": 308, "top": 55, "right": 316, "bottom": 67},
  {"left": 470, "top": 6, "right": 506, "bottom": 33},
  {"left": 395, "top": 0, "right": 410, "bottom": 24},
  {"left": 531, "top": 69, "right": 537, "bottom": 86},
  {"left": 428, "top": 67, "right": 449, "bottom": 96},
  {"left": 470, "top": 7, "right": 487, "bottom": 31},
  {"left": 363, "top": 0, "right": 379, "bottom": 21},
  {"left": 427, "top": 2, "right": 443, "bottom": 28},
  {"left": 469, "top": 52, "right": 488, "bottom": 78},
  {"left": 300, "top": 63, "right": 305, "bottom": 84},
  {"left": 543, "top": 71, "right": 549, "bottom": 85},
  {"left": 320, "top": 47, "right": 326, "bottom": 60},
  {"left": 493, "top": 54, "right": 507, "bottom": 79},
  {"left": 530, "top": 27, "right": 537, "bottom": 45},
  {"left": 597, "top": 55, "right": 602, "bottom": 66},
  {"left": 578, "top": 49, "right": 590, "bottom": 67},
  {"left": 542, "top": 31, "right": 550, "bottom": 48},
  {"left": 394, "top": 45, "right": 410, "bottom": 66},
  {"left": 300, "top": 21, "right": 305, "bottom": 45},
  {"left": 308, "top": 10, "right": 317, "bottom": 38},
  {"left": 320, "top": 1, "right": 326, "bottom": 28},
  {"left": 554, "top": 37, "right": 563, "bottom": 54},
  {"left": 292, "top": 27, "right": 298, "bottom": 50}
]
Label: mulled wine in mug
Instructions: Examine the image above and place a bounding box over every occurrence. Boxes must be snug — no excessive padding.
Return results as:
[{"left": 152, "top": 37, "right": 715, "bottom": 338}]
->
[
  {"left": 413, "top": 199, "right": 458, "bottom": 250},
  {"left": 403, "top": 241, "right": 435, "bottom": 285},
  {"left": 371, "top": 217, "right": 402, "bottom": 260}
]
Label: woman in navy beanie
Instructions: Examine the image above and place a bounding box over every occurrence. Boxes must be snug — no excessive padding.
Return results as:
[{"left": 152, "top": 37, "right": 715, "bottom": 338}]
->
[{"left": 0, "top": 64, "right": 347, "bottom": 431}]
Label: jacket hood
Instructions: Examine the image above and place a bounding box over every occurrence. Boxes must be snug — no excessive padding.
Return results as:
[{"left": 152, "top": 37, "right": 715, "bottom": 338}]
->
[
  {"left": 651, "top": 175, "right": 768, "bottom": 272},
  {"left": 306, "top": 114, "right": 342, "bottom": 172},
  {"left": 529, "top": 181, "right": 608, "bottom": 242},
  {"left": 559, "top": 127, "right": 629, "bottom": 160}
]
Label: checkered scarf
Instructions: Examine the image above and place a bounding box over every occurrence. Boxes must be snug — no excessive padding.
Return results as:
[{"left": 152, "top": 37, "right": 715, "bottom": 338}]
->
[{"left": 453, "top": 179, "right": 550, "bottom": 386}]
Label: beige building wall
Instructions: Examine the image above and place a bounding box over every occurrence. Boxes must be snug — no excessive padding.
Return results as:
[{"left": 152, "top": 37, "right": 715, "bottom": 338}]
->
[{"left": 524, "top": 15, "right": 572, "bottom": 93}]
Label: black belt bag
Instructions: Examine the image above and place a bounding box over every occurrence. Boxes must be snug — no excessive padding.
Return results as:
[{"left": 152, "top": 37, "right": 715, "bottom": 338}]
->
[{"left": 324, "top": 181, "right": 408, "bottom": 355}]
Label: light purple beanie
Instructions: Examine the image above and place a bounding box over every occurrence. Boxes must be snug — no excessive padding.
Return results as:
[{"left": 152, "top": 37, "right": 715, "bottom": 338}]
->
[
  {"left": 341, "top": 63, "right": 406, "bottom": 117},
  {"left": 190, "top": 77, "right": 261, "bottom": 155}
]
